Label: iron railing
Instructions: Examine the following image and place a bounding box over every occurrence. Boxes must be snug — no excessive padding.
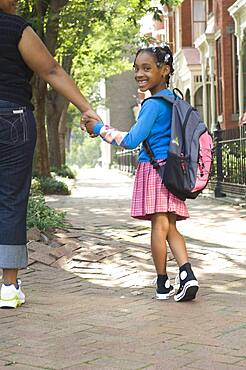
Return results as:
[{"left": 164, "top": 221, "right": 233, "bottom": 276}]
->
[
  {"left": 212, "top": 124, "right": 246, "bottom": 199},
  {"left": 115, "top": 148, "right": 139, "bottom": 175},
  {"left": 115, "top": 125, "right": 246, "bottom": 199}
]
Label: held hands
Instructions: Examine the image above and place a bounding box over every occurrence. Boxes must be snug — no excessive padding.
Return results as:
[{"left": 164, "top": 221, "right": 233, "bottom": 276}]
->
[
  {"left": 85, "top": 118, "right": 98, "bottom": 136},
  {"left": 80, "top": 109, "right": 101, "bottom": 137}
]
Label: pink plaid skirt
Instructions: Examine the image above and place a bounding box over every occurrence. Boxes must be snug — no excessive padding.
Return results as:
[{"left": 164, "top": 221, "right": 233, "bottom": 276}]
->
[{"left": 131, "top": 161, "right": 189, "bottom": 221}]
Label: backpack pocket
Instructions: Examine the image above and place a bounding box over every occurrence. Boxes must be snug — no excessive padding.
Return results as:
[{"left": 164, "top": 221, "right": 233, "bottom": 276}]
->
[
  {"left": 192, "top": 132, "right": 213, "bottom": 193},
  {"left": 161, "top": 153, "right": 187, "bottom": 201}
]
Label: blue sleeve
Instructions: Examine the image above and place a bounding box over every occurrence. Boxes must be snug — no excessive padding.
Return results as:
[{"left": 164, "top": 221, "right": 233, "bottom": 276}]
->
[
  {"left": 122, "top": 99, "right": 160, "bottom": 148},
  {"left": 93, "top": 99, "right": 160, "bottom": 149},
  {"left": 94, "top": 122, "right": 104, "bottom": 136}
]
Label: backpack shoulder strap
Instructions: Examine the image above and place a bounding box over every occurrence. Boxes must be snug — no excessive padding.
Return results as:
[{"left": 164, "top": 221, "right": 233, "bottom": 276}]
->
[
  {"left": 143, "top": 139, "right": 161, "bottom": 169},
  {"left": 142, "top": 91, "right": 175, "bottom": 163},
  {"left": 142, "top": 89, "right": 184, "bottom": 164},
  {"left": 142, "top": 92, "right": 176, "bottom": 106}
]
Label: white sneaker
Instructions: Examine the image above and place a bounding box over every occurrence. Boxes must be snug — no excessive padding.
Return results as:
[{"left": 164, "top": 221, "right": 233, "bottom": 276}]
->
[{"left": 0, "top": 279, "right": 25, "bottom": 308}]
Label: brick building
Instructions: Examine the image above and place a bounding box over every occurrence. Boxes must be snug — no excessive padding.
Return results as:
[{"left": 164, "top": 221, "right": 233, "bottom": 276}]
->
[
  {"left": 99, "top": 0, "right": 246, "bottom": 169},
  {"left": 161, "top": 0, "right": 246, "bottom": 131},
  {"left": 228, "top": 0, "right": 246, "bottom": 125},
  {"left": 146, "top": 1, "right": 246, "bottom": 197}
]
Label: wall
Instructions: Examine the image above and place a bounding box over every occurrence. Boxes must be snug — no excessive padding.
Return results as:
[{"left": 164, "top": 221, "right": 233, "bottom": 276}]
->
[
  {"left": 215, "top": 0, "right": 238, "bottom": 129},
  {"left": 106, "top": 70, "right": 137, "bottom": 131}
]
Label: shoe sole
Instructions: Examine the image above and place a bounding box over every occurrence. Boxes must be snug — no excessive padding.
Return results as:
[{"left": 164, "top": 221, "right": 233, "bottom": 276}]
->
[
  {"left": 156, "top": 288, "right": 175, "bottom": 300},
  {"left": 0, "top": 297, "right": 25, "bottom": 309},
  {"left": 174, "top": 280, "right": 199, "bottom": 302}
]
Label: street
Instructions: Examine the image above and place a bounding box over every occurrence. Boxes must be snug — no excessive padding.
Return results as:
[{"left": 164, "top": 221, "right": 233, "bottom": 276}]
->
[{"left": 0, "top": 168, "right": 245, "bottom": 370}]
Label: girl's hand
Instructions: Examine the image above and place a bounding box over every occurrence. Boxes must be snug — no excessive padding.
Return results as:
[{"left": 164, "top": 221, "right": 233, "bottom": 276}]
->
[
  {"left": 85, "top": 118, "right": 98, "bottom": 136},
  {"left": 80, "top": 110, "right": 101, "bottom": 135}
]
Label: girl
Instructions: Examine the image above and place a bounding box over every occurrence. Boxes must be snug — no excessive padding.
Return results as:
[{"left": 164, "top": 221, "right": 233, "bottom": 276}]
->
[{"left": 84, "top": 46, "right": 199, "bottom": 302}]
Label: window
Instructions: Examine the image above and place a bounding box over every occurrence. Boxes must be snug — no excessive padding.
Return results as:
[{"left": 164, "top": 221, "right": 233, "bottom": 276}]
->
[
  {"left": 231, "top": 35, "right": 239, "bottom": 114},
  {"left": 207, "top": 0, "right": 213, "bottom": 15},
  {"left": 193, "top": 0, "right": 206, "bottom": 42},
  {"left": 175, "top": 7, "right": 182, "bottom": 51},
  {"left": 243, "top": 41, "right": 246, "bottom": 113},
  {"left": 195, "top": 87, "right": 203, "bottom": 120},
  {"left": 206, "top": 84, "right": 212, "bottom": 129},
  {"left": 185, "top": 89, "right": 191, "bottom": 104},
  {"left": 242, "top": 35, "right": 246, "bottom": 112},
  {"left": 216, "top": 37, "right": 223, "bottom": 115}
]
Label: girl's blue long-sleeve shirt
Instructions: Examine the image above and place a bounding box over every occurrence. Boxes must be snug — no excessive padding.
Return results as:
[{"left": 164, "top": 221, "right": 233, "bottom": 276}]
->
[{"left": 93, "top": 88, "right": 173, "bottom": 162}]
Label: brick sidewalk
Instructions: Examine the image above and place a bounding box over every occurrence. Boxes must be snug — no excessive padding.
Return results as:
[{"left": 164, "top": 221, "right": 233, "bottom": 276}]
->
[{"left": 0, "top": 168, "right": 245, "bottom": 370}]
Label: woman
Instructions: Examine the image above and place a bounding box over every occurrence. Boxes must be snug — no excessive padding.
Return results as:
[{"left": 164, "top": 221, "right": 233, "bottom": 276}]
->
[{"left": 0, "top": 0, "right": 99, "bottom": 308}]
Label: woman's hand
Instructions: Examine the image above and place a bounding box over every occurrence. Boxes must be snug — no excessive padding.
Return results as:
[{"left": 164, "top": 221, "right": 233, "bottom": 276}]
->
[{"left": 83, "top": 109, "right": 101, "bottom": 121}]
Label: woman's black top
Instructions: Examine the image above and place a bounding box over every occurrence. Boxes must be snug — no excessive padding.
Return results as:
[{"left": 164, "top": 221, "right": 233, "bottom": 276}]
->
[{"left": 0, "top": 12, "right": 34, "bottom": 109}]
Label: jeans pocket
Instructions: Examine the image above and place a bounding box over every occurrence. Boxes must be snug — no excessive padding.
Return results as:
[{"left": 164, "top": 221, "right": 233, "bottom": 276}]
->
[{"left": 0, "top": 107, "right": 28, "bottom": 145}]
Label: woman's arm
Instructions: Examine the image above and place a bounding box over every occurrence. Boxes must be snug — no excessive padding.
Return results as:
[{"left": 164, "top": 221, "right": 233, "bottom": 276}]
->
[{"left": 18, "top": 26, "right": 99, "bottom": 119}]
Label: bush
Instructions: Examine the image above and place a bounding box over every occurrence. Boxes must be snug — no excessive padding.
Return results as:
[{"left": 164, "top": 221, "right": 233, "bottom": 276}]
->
[
  {"left": 31, "top": 178, "right": 42, "bottom": 196},
  {"left": 51, "top": 165, "right": 76, "bottom": 179},
  {"left": 34, "top": 176, "right": 70, "bottom": 195},
  {"left": 27, "top": 195, "right": 67, "bottom": 231}
]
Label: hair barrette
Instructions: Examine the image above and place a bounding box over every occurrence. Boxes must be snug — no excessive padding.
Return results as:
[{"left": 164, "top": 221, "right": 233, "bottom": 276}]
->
[{"left": 164, "top": 54, "right": 170, "bottom": 62}]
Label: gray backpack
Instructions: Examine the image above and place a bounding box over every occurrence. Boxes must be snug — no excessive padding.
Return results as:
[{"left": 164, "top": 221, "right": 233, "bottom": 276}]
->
[{"left": 143, "top": 89, "right": 214, "bottom": 201}]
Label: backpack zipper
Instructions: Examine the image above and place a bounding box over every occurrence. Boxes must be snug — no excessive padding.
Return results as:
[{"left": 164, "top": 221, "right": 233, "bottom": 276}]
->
[{"left": 182, "top": 107, "right": 196, "bottom": 154}]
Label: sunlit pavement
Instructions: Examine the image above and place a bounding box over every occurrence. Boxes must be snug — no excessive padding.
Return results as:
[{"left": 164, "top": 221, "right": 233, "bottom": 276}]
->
[{"left": 0, "top": 168, "right": 245, "bottom": 370}]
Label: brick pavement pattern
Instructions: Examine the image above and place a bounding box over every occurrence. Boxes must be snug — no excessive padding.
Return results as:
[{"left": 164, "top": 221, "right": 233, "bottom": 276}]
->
[{"left": 0, "top": 168, "right": 245, "bottom": 370}]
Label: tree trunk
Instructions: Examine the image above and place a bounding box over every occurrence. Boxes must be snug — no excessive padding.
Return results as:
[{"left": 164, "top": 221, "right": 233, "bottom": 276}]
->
[
  {"left": 46, "top": 54, "right": 73, "bottom": 168},
  {"left": 46, "top": 91, "right": 66, "bottom": 168},
  {"left": 66, "top": 125, "right": 72, "bottom": 155},
  {"left": 32, "top": 76, "right": 50, "bottom": 176},
  {"left": 32, "top": 0, "right": 69, "bottom": 175},
  {"left": 59, "top": 101, "right": 70, "bottom": 166}
]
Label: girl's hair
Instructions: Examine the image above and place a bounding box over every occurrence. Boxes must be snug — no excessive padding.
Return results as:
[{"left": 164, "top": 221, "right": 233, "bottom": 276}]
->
[{"left": 134, "top": 45, "right": 174, "bottom": 87}]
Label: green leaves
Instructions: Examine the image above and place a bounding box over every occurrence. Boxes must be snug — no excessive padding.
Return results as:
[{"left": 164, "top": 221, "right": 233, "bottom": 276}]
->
[
  {"left": 17, "top": 0, "right": 183, "bottom": 99},
  {"left": 159, "top": 0, "right": 183, "bottom": 6},
  {"left": 27, "top": 195, "right": 67, "bottom": 231}
]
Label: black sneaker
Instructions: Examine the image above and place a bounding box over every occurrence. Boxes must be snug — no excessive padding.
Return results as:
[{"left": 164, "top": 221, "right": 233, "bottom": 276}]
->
[
  {"left": 174, "top": 263, "right": 199, "bottom": 302},
  {"left": 155, "top": 274, "right": 175, "bottom": 300}
]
